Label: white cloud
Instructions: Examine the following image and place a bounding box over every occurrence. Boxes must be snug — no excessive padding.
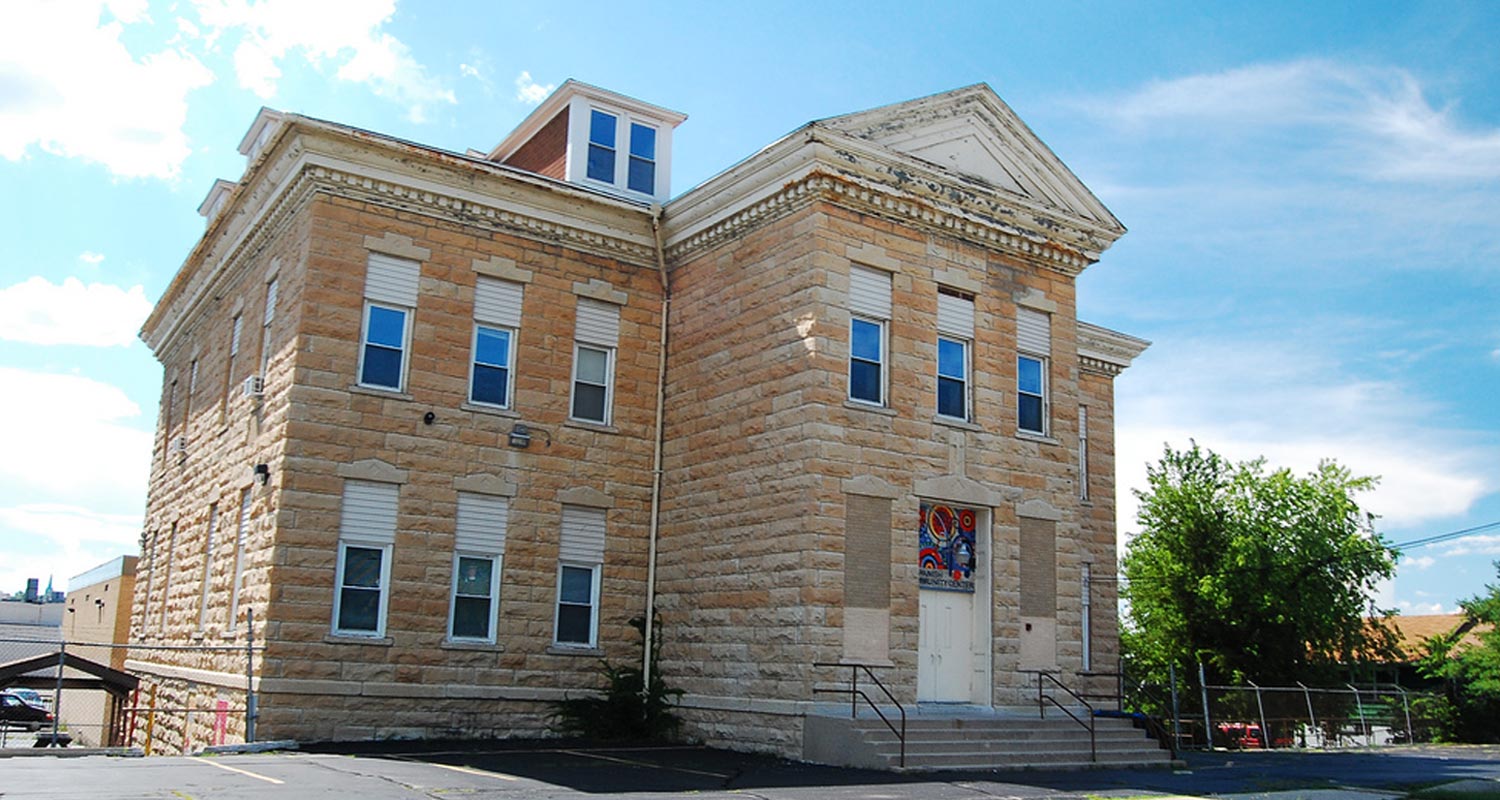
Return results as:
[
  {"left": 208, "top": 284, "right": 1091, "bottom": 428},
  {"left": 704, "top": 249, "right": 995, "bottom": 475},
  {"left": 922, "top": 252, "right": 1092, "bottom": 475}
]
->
[
  {"left": 1395, "top": 599, "right": 1449, "bottom": 615},
  {"left": 1403, "top": 555, "right": 1437, "bottom": 571},
  {"left": 1114, "top": 337, "right": 1494, "bottom": 540},
  {"left": 1437, "top": 533, "right": 1500, "bottom": 558},
  {"left": 460, "top": 63, "right": 481, "bottom": 80},
  {"left": 1085, "top": 59, "right": 1500, "bottom": 183},
  {"left": 0, "top": 1, "right": 214, "bottom": 178},
  {"left": 192, "top": 0, "right": 455, "bottom": 123},
  {"left": 0, "top": 505, "right": 141, "bottom": 594},
  {"left": 0, "top": 277, "right": 152, "bottom": 347},
  {"left": 79, "top": 251, "right": 106, "bottom": 265},
  {"left": 515, "top": 71, "right": 553, "bottom": 105},
  {"left": 0, "top": 368, "right": 152, "bottom": 510}
]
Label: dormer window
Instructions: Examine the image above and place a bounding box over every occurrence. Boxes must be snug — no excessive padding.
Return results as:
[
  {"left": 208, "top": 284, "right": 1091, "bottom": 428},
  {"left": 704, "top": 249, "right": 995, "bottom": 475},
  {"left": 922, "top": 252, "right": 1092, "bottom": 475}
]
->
[
  {"left": 585, "top": 109, "right": 659, "bottom": 196},
  {"left": 487, "top": 80, "right": 685, "bottom": 204}
]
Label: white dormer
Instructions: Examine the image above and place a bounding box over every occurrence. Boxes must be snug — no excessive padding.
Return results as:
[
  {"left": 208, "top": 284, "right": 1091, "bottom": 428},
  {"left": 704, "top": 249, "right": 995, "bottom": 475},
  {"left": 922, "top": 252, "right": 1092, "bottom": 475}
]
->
[
  {"left": 487, "top": 80, "right": 687, "bottom": 204},
  {"left": 238, "top": 107, "right": 285, "bottom": 165},
  {"left": 197, "top": 178, "right": 237, "bottom": 224}
]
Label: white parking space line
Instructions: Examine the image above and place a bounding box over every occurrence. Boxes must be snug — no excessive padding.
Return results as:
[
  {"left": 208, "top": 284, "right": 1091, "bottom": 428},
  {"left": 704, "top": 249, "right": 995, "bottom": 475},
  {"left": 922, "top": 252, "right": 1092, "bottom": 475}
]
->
[
  {"left": 423, "top": 761, "right": 520, "bottom": 782},
  {"left": 201, "top": 758, "right": 285, "bottom": 784}
]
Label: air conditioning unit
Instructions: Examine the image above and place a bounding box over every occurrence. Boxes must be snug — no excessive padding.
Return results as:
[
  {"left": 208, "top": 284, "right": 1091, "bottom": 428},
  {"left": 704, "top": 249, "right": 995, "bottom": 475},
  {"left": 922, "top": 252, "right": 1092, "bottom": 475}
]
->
[
  {"left": 242, "top": 375, "right": 265, "bottom": 398},
  {"left": 170, "top": 437, "right": 187, "bottom": 459}
]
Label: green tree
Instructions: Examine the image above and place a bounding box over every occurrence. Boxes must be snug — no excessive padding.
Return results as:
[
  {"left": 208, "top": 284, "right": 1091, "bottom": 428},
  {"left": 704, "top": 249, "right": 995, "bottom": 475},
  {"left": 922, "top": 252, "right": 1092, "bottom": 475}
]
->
[
  {"left": 1417, "top": 563, "right": 1500, "bottom": 742},
  {"left": 1122, "top": 443, "right": 1399, "bottom": 687}
]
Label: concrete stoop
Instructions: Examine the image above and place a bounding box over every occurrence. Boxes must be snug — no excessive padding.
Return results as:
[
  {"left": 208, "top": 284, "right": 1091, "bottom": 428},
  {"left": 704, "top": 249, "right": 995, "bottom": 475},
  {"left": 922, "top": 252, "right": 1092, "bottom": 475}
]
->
[{"left": 803, "top": 714, "right": 1173, "bottom": 772}]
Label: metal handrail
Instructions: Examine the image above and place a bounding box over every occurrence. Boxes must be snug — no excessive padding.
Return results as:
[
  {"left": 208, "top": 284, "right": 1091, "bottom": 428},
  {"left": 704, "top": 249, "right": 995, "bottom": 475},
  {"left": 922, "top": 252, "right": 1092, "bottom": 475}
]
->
[
  {"left": 813, "top": 662, "right": 907, "bottom": 768},
  {"left": 1029, "top": 670, "right": 1096, "bottom": 762}
]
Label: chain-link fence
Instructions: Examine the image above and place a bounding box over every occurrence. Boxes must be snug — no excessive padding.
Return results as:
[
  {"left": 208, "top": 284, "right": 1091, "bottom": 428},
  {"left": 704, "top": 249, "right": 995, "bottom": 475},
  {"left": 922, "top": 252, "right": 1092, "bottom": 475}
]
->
[
  {"left": 1123, "top": 668, "right": 1443, "bottom": 751},
  {"left": 1, "top": 627, "right": 258, "bottom": 753}
]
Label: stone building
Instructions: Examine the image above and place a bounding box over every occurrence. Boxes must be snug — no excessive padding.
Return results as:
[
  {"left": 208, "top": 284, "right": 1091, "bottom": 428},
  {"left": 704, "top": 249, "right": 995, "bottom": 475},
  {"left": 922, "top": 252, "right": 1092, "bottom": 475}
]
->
[{"left": 130, "top": 81, "right": 1147, "bottom": 762}]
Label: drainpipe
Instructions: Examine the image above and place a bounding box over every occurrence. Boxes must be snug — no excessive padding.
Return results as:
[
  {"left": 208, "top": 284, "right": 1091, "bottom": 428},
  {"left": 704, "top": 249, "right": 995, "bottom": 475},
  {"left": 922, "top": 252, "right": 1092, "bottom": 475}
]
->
[{"left": 642, "top": 205, "right": 670, "bottom": 707}]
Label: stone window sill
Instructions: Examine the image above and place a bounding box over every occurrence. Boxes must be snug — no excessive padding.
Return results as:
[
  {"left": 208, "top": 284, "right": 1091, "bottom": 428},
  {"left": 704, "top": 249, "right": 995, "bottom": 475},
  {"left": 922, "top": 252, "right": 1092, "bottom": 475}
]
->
[
  {"left": 348, "top": 385, "right": 413, "bottom": 402},
  {"left": 1016, "top": 431, "right": 1060, "bottom": 446},
  {"left": 325, "top": 634, "right": 394, "bottom": 646},
  {"left": 933, "top": 416, "right": 983, "bottom": 433},
  {"left": 442, "top": 640, "right": 504, "bottom": 652},
  {"left": 460, "top": 402, "right": 520, "bottom": 419},
  {"left": 546, "top": 645, "right": 604, "bottom": 657},
  {"left": 844, "top": 400, "right": 898, "bottom": 417},
  {"left": 563, "top": 420, "right": 618, "bottom": 435}
]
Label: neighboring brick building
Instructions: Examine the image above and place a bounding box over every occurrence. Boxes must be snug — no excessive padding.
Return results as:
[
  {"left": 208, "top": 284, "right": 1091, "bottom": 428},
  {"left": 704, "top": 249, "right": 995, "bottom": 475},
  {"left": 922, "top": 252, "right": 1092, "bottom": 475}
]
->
[{"left": 131, "top": 81, "right": 1147, "bottom": 760}]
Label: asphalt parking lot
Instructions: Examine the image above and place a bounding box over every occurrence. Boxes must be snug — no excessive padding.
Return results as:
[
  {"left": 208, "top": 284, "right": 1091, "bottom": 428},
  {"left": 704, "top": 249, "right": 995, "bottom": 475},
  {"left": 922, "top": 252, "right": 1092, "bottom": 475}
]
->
[{"left": 1, "top": 742, "right": 1498, "bottom": 799}]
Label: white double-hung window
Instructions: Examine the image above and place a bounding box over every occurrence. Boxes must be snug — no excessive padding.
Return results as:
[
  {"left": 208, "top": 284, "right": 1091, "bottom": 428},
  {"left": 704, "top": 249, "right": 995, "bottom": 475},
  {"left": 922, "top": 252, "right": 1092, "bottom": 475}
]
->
[
  {"left": 555, "top": 505, "right": 606, "bottom": 648},
  {"left": 571, "top": 299, "right": 619, "bottom": 425},
  {"left": 848, "top": 265, "right": 892, "bottom": 406},
  {"left": 359, "top": 253, "right": 420, "bottom": 391},
  {"left": 332, "top": 480, "right": 397, "bottom": 637},
  {"left": 1017, "top": 308, "right": 1051, "bottom": 435},
  {"left": 586, "top": 108, "right": 659, "bottom": 196},
  {"left": 470, "top": 277, "right": 523, "bottom": 408},
  {"left": 450, "top": 492, "right": 507, "bottom": 643},
  {"left": 936, "top": 287, "right": 975, "bottom": 421}
]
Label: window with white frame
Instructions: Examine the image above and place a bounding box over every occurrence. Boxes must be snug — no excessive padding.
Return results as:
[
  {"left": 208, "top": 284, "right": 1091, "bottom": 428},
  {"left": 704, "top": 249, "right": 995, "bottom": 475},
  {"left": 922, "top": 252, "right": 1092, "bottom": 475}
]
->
[
  {"left": 470, "top": 277, "right": 523, "bottom": 408},
  {"left": 1017, "top": 308, "right": 1051, "bottom": 435},
  {"left": 227, "top": 487, "right": 251, "bottom": 631},
  {"left": 555, "top": 505, "right": 606, "bottom": 647},
  {"left": 196, "top": 503, "right": 218, "bottom": 632},
  {"left": 1081, "top": 562, "right": 1093, "bottom": 671},
  {"left": 585, "top": 108, "right": 659, "bottom": 196},
  {"left": 936, "top": 288, "right": 975, "bottom": 421},
  {"left": 359, "top": 253, "right": 420, "bottom": 391},
  {"left": 225, "top": 315, "right": 242, "bottom": 409},
  {"left": 159, "top": 521, "right": 177, "bottom": 632},
  {"left": 260, "top": 276, "right": 278, "bottom": 375},
  {"left": 571, "top": 298, "right": 620, "bottom": 424},
  {"left": 450, "top": 492, "right": 508, "bottom": 642},
  {"left": 1078, "top": 406, "right": 1090, "bottom": 501},
  {"left": 332, "top": 480, "right": 397, "bottom": 637},
  {"left": 848, "top": 265, "right": 892, "bottom": 406}
]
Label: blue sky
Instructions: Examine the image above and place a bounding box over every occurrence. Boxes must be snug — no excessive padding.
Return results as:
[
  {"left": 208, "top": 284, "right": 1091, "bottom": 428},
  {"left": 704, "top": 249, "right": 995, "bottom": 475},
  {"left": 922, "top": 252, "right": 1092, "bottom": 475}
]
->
[{"left": 1, "top": 1, "right": 1496, "bottom": 618}]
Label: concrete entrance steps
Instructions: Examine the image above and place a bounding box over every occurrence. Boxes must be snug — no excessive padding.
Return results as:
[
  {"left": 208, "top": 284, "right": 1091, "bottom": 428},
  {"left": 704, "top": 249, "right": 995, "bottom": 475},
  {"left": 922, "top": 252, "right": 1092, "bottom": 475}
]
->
[{"left": 803, "top": 713, "right": 1173, "bottom": 772}]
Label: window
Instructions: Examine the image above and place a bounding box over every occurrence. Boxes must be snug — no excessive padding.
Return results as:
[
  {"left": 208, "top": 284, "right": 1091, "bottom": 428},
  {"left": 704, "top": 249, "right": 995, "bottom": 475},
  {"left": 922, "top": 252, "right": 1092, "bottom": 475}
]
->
[
  {"left": 586, "top": 109, "right": 616, "bottom": 183},
  {"left": 227, "top": 488, "right": 251, "bottom": 631},
  {"left": 1017, "top": 308, "right": 1051, "bottom": 435},
  {"left": 585, "top": 108, "right": 659, "bottom": 196},
  {"left": 260, "top": 277, "right": 278, "bottom": 374},
  {"left": 470, "top": 277, "right": 523, "bottom": 408},
  {"left": 1078, "top": 406, "right": 1090, "bottom": 501},
  {"left": 450, "top": 493, "right": 508, "bottom": 643},
  {"left": 848, "top": 265, "right": 892, "bottom": 406},
  {"left": 197, "top": 503, "right": 218, "bottom": 632},
  {"left": 1018, "top": 356, "right": 1046, "bottom": 433},
  {"left": 936, "top": 338, "right": 968, "bottom": 420},
  {"left": 334, "top": 543, "right": 390, "bottom": 635},
  {"left": 359, "top": 253, "right": 420, "bottom": 392},
  {"left": 571, "top": 299, "right": 620, "bottom": 424},
  {"left": 225, "top": 315, "right": 242, "bottom": 409},
  {"left": 159, "top": 521, "right": 177, "bottom": 632},
  {"left": 627, "top": 123, "right": 656, "bottom": 194},
  {"left": 332, "top": 480, "right": 398, "bottom": 637},
  {"left": 556, "top": 505, "right": 606, "bottom": 647},
  {"left": 1081, "top": 562, "right": 1093, "bottom": 672},
  {"left": 936, "top": 288, "right": 975, "bottom": 421},
  {"left": 185, "top": 359, "right": 198, "bottom": 426}
]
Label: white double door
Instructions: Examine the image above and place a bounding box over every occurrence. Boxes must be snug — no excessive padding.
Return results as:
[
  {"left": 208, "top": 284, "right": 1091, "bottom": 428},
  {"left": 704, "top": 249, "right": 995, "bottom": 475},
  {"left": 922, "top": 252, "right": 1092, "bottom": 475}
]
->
[{"left": 917, "top": 589, "right": 976, "bottom": 703}]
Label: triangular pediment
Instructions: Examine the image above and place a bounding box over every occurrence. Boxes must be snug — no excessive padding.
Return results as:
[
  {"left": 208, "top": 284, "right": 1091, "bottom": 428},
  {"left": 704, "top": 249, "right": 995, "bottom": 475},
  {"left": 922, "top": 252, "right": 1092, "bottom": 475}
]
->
[{"left": 818, "top": 84, "right": 1121, "bottom": 232}]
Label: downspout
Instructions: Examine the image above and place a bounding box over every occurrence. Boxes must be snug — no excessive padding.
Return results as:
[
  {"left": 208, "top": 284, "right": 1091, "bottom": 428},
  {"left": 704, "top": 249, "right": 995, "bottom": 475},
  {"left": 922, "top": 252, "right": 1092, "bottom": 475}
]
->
[{"left": 642, "top": 204, "right": 670, "bottom": 706}]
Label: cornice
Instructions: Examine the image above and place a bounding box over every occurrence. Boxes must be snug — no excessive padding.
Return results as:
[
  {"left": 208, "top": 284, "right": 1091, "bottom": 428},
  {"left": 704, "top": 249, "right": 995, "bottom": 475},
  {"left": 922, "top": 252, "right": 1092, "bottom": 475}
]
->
[
  {"left": 147, "top": 123, "right": 658, "bottom": 355},
  {"left": 662, "top": 133, "right": 1107, "bottom": 275},
  {"left": 1078, "top": 321, "right": 1150, "bottom": 377}
]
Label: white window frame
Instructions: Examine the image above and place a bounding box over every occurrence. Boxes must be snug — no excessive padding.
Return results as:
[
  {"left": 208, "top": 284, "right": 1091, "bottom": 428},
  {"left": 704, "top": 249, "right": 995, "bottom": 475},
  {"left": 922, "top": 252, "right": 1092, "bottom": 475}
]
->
[
  {"left": 357, "top": 301, "right": 411, "bottom": 392},
  {"left": 1081, "top": 562, "right": 1093, "bottom": 671},
  {"left": 553, "top": 562, "right": 601, "bottom": 648},
  {"left": 570, "top": 343, "right": 615, "bottom": 425},
  {"left": 848, "top": 316, "right": 886, "bottom": 406},
  {"left": 1078, "top": 406, "right": 1090, "bottom": 501},
  {"left": 448, "top": 551, "right": 502, "bottom": 643},
  {"left": 226, "top": 487, "right": 251, "bottom": 631},
  {"left": 583, "top": 106, "right": 660, "bottom": 198},
  {"left": 332, "top": 541, "right": 393, "bottom": 638},
  {"left": 936, "top": 334, "right": 971, "bottom": 421},
  {"left": 260, "top": 277, "right": 278, "bottom": 375},
  {"left": 197, "top": 503, "right": 218, "bottom": 633},
  {"left": 1018, "top": 353, "right": 1049, "bottom": 435},
  {"left": 469, "top": 324, "right": 515, "bottom": 408}
]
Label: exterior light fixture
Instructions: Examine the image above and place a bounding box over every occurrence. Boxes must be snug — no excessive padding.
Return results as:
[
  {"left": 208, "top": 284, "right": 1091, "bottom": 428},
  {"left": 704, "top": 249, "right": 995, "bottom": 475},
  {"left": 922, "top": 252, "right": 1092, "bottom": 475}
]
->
[
  {"left": 508, "top": 423, "right": 532, "bottom": 449},
  {"left": 253, "top": 463, "right": 271, "bottom": 485}
]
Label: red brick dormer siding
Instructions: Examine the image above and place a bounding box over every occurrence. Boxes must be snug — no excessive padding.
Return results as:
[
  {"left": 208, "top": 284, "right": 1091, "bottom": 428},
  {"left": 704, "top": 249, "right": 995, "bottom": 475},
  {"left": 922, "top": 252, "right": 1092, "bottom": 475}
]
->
[{"left": 502, "top": 108, "right": 568, "bottom": 180}]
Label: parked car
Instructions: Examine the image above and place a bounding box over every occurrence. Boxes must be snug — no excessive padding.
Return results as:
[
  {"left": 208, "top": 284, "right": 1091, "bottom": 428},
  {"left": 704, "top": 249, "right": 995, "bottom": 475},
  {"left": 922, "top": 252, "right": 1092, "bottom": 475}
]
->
[
  {"left": 0, "top": 691, "right": 53, "bottom": 731},
  {"left": 3, "top": 688, "right": 45, "bottom": 708}
]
